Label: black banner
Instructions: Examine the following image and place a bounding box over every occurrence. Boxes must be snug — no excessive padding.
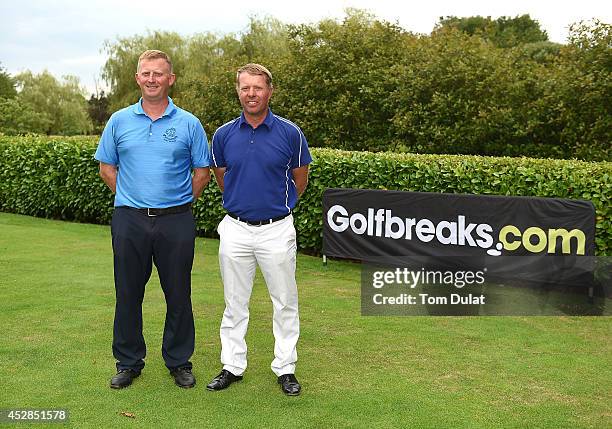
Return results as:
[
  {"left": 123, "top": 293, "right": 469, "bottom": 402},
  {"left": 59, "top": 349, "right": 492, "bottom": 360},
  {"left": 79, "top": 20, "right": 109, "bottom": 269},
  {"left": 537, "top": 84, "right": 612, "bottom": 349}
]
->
[{"left": 323, "top": 188, "right": 596, "bottom": 287}]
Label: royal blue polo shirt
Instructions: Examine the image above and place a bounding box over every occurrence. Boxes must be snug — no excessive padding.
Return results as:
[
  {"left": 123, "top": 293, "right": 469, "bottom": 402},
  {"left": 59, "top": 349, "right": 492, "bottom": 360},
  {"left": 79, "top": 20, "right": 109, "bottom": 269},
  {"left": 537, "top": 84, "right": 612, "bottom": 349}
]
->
[
  {"left": 211, "top": 109, "right": 312, "bottom": 220},
  {"left": 95, "top": 97, "right": 210, "bottom": 208}
]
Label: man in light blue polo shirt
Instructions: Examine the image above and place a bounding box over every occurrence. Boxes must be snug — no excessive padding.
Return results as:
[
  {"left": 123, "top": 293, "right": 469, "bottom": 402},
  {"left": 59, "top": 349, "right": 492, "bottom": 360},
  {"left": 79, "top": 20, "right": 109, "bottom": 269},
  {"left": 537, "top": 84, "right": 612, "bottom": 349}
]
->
[
  {"left": 207, "top": 63, "right": 311, "bottom": 396},
  {"left": 95, "top": 49, "right": 211, "bottom": 390}
]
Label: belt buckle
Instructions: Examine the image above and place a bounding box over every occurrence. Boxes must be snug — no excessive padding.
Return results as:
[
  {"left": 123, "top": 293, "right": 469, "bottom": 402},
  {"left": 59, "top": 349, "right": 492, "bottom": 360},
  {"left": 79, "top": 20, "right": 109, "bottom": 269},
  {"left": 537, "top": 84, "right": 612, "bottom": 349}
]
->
[{"left": 147, "top": 208, "right": 157, "bottom": 217}]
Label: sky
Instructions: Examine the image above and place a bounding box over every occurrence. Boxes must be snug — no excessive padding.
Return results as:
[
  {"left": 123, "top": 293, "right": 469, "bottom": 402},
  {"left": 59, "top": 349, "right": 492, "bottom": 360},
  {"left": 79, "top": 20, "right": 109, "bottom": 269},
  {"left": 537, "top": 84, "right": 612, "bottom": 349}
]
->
[{"left": 1, "top": 0, "right": 610, "bottom": 96}]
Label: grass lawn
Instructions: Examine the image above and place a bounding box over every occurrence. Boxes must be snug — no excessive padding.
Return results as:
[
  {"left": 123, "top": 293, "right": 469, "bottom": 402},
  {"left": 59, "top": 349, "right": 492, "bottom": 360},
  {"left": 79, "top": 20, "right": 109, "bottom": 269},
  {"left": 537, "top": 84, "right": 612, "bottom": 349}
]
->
[{"left": 0, "top": 212, "right": 610, "bottom": 428}]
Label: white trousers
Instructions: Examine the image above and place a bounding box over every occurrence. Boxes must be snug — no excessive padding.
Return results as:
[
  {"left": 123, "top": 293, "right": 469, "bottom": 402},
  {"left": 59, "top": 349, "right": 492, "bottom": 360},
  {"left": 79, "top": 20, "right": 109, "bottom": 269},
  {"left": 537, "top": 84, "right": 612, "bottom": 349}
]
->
[{"left": 217, "top": 214, "right": 299, "bottom": 377}]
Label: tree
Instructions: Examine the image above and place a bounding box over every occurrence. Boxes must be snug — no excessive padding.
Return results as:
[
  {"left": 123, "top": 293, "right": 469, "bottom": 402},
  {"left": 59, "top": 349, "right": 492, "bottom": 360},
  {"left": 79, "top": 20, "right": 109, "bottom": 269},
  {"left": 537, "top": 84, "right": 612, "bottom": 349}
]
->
[
  {"left": 388, "top": 28, "right": 567, "bottom": 157},
  {"left": 554, "top": 20, "right": 612, "bottom": 160},
  {"left": 15, "top": 71, "right": 92, "bottom": 135},
  {"left": 97, "top": 10, "right": 608, "bottom": 160},
  {"left": 239, "top": 16, "right": 290, "bottom": 63},
  {"left": 435, "top": 14, "right": 548, "bottom": 48},
  {"left": 494, "top": 15, "right": 549, "bottom": 47},
  {"left": 0, "top": 96, "right": 49, "bottom": 135},
  {"left": 273, "top": 9, "right": 413, "bottom": 151},
  {"left": 0, "top": 63, "right": 17, "bottom": 99},
  {"left": 87, "top": 90, "right": 110, "bottom": 134},
  {"left": 517, "top": 41, "right": 562, "bottom": 64}
]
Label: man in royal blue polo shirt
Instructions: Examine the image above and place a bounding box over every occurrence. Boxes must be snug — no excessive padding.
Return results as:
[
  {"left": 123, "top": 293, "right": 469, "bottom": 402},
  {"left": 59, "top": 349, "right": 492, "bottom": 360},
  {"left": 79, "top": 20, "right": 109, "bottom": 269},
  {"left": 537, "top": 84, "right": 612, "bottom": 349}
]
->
[
  {"left": 206, "top": 63, "right": 311, "bottom": 396},
  {"left": 94, "top": 49, "right": 211, "bottom": 390}
]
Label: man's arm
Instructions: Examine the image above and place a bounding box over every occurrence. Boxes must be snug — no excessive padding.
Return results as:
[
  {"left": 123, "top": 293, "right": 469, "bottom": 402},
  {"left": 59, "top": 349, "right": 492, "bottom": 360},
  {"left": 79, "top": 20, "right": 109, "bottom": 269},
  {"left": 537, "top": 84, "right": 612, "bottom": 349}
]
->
[
  {"left": 292, "top": 165, "right": 309, "bottom": 197},
  {"left": 99, "top": 162, "right": 117, "bottom": 193},
  {"left": 192, "top": 167, "right": 211, "bottom": 200},
  {"left": 212, "top": 167, "right": 226, "bottom": 193}
]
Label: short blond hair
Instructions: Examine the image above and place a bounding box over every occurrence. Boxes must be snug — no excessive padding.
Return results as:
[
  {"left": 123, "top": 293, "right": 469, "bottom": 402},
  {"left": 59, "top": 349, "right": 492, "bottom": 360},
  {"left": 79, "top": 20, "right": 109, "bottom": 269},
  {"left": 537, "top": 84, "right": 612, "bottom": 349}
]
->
[
  {"left": 236, "top": 63, "right": 273, "bottom": 88},
  {"left": 137, "top": 50, "right": 173, "bottom": 73}
]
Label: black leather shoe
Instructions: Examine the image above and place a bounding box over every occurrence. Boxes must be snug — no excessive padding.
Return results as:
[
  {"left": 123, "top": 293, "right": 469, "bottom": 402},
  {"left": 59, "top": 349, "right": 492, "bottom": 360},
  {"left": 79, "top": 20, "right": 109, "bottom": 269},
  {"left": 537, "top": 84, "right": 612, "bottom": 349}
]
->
[
  {"left": 110, "top": 369, "right": 140, "bottom": 389},
  {"left": 278, "top": 374, "right": 301, "bottom": 396},
  {"left": 206, "top": 369, "right": 243, "bottom": 391},
  {"left": 170, "top": 367, "right": 196, "bottom": 388}
]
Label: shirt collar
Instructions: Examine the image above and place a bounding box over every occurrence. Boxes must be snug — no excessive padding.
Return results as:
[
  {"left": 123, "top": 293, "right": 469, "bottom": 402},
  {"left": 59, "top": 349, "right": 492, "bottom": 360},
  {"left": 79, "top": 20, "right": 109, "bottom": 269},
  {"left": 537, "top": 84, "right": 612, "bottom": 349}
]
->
[
  {"left": 239, "top": 108, "right": 275, "bottom": 129},
  {"left": 133, "top": 97, "right": 177, "bottom": 118}
]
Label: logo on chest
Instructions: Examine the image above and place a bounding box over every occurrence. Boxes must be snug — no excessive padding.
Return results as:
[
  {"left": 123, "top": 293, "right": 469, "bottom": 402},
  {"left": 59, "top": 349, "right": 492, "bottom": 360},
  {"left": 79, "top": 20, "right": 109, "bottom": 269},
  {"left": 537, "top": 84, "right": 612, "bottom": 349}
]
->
[{"left": 162, "top": 127, "right": 177, "bottom": 143}]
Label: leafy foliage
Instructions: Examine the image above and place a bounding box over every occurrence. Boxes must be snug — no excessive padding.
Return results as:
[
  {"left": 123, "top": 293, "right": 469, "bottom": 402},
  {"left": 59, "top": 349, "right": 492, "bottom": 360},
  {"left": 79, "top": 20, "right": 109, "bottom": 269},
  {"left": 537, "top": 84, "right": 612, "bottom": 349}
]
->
[
  {"left": 555, "top": 20, "right": 612, "bottom": 161},
  {"left": 99, "top": 13, "right": 610, "bottom": 161},
  {"left": 273, "top": 10, "right": 411, "bottom": 152},
  {"left": 0, "top": 63, "right": 17, "bottom": 99},
  {"left": 7, "top": 71, "right": 93, "bottom": 135},
  {"left": 0, "top": 136, "right": 110, "bottom": 222},
  {"left": 87, "top": 90, "right": 110, "bottom": 135},
  {"left": 1, "top": 136, "right": 609, "bottom": 255},
  {"left": 0, "top": 97, "right": 50, "bottom": 135},
  {"left": 435, "top": 14, "right": 549, "bottom": 48}
]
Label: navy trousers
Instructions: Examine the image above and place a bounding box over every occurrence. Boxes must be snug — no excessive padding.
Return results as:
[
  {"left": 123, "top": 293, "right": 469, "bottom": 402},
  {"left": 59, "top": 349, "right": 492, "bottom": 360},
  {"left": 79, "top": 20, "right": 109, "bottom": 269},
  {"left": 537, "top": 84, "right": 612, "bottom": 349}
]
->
[{"left": 111, "top": 207, "right": 196, "bottom": 371}]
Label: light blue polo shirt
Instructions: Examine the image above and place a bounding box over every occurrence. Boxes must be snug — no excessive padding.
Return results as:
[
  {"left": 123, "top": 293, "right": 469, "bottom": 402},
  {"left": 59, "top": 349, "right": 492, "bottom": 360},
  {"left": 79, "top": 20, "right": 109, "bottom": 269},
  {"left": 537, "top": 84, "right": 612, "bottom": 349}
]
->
[
  {"left": 95, "top": 97, "right": 211, "bottom": 208},
  {"left": 211, "top": 109, "right": 312, "bottom": 220}
]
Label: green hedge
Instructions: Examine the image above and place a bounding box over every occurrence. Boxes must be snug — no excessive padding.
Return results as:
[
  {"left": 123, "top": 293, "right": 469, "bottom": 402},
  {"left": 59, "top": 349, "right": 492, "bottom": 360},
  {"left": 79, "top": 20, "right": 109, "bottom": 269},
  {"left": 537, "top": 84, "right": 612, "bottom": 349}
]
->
[{"left": 1, "top": 136, "right": 610, "bottom": 255}]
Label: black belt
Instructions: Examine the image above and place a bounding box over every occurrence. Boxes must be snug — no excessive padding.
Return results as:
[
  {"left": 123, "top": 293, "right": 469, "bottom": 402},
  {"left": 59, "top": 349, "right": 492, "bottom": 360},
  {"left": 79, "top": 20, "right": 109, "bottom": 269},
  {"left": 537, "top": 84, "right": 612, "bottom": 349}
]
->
[
  {"left": 124, "top": 203, "right": 192, "bottom": 217},
  {"left": 227, "top": 211, "right": 291, "bottom": 226}
]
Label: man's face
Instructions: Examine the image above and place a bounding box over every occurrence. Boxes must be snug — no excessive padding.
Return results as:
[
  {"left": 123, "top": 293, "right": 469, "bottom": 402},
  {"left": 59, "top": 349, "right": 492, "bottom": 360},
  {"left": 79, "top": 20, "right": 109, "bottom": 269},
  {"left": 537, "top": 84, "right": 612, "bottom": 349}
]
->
[
  {"left": 237, "top": 72, "right": 273, "bottom": 118},
  {"left": 135, "top": 58, "right": 175, "bottom": 102}
]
